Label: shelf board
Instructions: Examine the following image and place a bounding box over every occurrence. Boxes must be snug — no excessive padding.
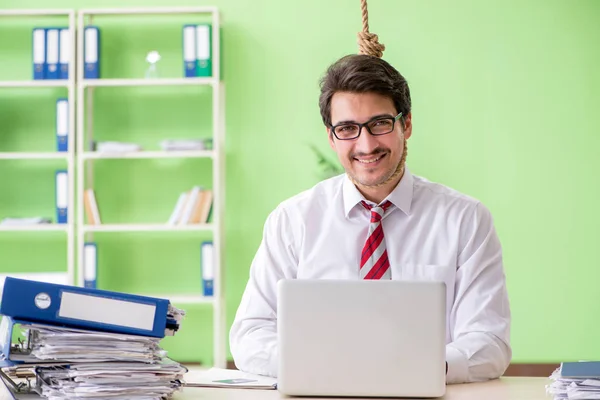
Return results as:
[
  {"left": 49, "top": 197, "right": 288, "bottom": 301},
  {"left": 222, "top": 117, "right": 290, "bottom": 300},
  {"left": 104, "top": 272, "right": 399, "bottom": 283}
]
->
[
  {"left": 82, "top": 77, "right": 216, "bottom": 88},
  {"left": 0, "top": 9, "right": 73, "bottom": 16},
  {"left": 82, "top": 150, "right": 213, "bottom": 160},
  {"left": 80, "top": 6, "right": 217, "bottom": 16},
  {"left": 136, "top": 294, "right": 214, "bottom": 304},
  {"left": 0, "top": 152, "right": 69, "bottom": 160},
  {"left": 83, "top": 224, "right": 213, "bottom": 233},
  {"left": 0, "top": 80, "right": 69, "bottom": 88},
  {"left": 0, "top": 224, "right": 68, "bottom": 232}
]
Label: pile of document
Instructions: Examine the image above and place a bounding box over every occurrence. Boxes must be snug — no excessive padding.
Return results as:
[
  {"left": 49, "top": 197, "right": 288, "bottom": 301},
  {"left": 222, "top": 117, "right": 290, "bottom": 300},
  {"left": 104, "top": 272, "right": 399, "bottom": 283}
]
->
[
  {"left": 0, "top": 217, "right": 52, "bottom": 226},
  {"left": 547, "top": 361, "right": 600, "bottom": 399},
  {"left": 160, "top": 139, "right": 206, "bottom": 151},
  {"left": 96, "top": 141, "right": 143, "bottom": 153},
  {"left": 0, "top": 277, "right": 187, "bottom": 399}
]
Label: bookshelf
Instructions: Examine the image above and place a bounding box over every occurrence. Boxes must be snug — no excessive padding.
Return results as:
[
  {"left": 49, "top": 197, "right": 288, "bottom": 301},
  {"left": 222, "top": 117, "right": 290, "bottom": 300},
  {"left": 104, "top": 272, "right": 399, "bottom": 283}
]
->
[
  {"left": 0, "top": 9, "right": 76, "bottom": 287},
  {"left": 75, "top": 7, "right": 226, "bottom": 368}
]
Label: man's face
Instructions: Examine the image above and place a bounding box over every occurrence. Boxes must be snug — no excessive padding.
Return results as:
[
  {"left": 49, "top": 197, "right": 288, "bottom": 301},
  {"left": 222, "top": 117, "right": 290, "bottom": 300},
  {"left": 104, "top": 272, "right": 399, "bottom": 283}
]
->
[{"left": 328, "top": 91, "right": 412, "bottom": 188}]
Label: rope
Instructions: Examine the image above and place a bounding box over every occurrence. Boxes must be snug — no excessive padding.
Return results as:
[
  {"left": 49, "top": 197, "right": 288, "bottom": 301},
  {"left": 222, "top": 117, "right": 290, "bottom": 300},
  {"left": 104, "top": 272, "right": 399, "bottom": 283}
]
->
[{"left": 357, "top": 0, "right": 385, "bottom": 58}]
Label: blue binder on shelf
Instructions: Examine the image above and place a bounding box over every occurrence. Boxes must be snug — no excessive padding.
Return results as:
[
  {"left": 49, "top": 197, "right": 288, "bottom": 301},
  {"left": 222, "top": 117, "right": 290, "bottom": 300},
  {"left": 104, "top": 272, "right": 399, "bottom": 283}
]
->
[
  {"left": 58, "top": 27, "right": 70, "bottom": 80},
  {"left": 56, "top": 98, "right": 68, "bottom": 152},
  {"left": 0, "top": 277, "right": 181, "bottom": 339},
  {"left": 83, "top": 242, "right": 97, "bottom": 289},
  {"left": 45, "top": 27, "right": 60, "bottom": 80},
  {"left": 84, "top": 26, "right": 100, "bottom": 79},
  {"left": 55, "top": 169, "right": 68, "bottom": 223},
  {"left": 183, "top": 24, "right": 197, "bottom": 77},
  {"left": 32, "top": 27, "right": 45, "bottom": 80},
  {"left": 201, "top": 241, "right": 214, "bottom": 296}
]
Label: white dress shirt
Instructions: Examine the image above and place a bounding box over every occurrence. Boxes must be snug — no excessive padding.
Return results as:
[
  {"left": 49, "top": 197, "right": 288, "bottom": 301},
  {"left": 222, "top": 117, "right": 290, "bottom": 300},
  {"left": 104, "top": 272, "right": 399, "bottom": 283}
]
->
[{"left": 229, "top": 167, "right": 512, "bottom": 384}]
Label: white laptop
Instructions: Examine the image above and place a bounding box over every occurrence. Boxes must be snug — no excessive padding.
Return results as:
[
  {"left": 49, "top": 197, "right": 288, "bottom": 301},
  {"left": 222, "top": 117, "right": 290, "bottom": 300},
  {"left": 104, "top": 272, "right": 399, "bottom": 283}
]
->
[{"left": 277, "top": 279, "right": 446, "bottom": 398}]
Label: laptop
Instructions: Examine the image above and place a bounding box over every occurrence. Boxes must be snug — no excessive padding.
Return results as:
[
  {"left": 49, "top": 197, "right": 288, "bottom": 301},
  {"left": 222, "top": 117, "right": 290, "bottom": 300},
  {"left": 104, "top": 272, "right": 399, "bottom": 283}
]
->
[{"left": 276, "top": 279, "right": 446, "bottom": 398}]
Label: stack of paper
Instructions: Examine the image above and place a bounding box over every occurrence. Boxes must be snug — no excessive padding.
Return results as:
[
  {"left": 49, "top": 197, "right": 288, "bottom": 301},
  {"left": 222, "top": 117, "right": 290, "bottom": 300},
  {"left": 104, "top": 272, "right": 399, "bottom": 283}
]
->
[
  {"left": 6, "top": 321, "right": 187, "bottom": 399},
  {"left": 547, "top": 362, "right": 600, "bottom": 399},
  {"left": 0, "top": 217, "right": 52, "bottom": 225},
  {"left": 160, "top": 139, "right": 205, "bottom": 151},
  {"left": 96, "top": 141, "right": 142, "bottom": 153}
]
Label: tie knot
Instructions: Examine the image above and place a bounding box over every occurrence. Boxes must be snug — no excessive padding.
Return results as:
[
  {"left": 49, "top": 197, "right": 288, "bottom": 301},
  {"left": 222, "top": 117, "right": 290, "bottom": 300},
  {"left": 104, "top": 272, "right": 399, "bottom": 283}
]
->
[{"left": 361, "top": 200, "right": 392, "bottom": 223}]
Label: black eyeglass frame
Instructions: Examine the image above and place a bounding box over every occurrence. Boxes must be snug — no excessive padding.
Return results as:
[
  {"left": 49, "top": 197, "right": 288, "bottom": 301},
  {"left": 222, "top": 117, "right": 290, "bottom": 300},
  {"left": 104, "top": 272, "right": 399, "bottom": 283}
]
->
[{"left": 329, "top": 112, "right": 404, "bottom": 141}]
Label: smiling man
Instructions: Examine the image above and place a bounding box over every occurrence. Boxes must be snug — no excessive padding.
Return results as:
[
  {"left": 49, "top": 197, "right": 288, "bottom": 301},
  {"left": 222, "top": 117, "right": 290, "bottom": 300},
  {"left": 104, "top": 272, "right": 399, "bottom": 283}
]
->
[{"left": 229, "top": 54, "right": 512, "bottom": 384}]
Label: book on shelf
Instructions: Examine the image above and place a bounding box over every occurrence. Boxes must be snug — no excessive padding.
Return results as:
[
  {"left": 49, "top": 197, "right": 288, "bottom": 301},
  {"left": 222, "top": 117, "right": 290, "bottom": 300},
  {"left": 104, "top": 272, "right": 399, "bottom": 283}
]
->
[
  {"left": 84, "top": 188, "right": 101, "bottom": 225},
  {"left": 168, "top": 186, "right": 213, "bottom": 225}
]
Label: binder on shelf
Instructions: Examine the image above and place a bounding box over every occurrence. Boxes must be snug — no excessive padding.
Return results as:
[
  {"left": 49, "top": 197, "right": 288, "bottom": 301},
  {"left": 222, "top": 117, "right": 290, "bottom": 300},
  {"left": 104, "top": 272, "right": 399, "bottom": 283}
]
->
[
  {"left": 84, "top": 26, "right": 100, "bottom": 79},
  {"left": 83, "top": 242, "right": 97, "bottom": 289},
  {"left": 183, "top": 24, "right": 197, "bottom": 77},
  {"left": 195, "top": 24, "right": 212, "bottom": 77},
  {"left": 0, "top": 277, "right": 181, "bottom": 339},
  {"left": 201, "top": 241, "right": 214, "bottom": 296},
  {"left": 55, "top": 170, "right": 68, "bottom": 224},
  {"left": 56, "top": 98, "right": 68, "bottom": 152},
  {"left": 59, "top": 27, "right": 70, "bottom": 80},
  {"left": 45, "top": 28, "right": 60, "bottom": 80},
  {"left": 32, "top": 27, "right": 45, "bottom": 80}
]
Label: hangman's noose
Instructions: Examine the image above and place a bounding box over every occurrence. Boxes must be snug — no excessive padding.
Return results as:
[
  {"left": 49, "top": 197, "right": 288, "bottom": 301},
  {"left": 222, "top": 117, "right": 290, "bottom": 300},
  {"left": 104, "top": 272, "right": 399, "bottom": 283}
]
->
[{"left": 357, "top": 0, "right": 385, "bottom": 58}]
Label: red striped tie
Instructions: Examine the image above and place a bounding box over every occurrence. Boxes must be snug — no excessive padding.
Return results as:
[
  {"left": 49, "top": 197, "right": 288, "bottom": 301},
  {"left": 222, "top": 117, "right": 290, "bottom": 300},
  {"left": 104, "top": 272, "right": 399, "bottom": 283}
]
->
[{"left": 360, "top": 200, "right": 393, "bottom": 280}]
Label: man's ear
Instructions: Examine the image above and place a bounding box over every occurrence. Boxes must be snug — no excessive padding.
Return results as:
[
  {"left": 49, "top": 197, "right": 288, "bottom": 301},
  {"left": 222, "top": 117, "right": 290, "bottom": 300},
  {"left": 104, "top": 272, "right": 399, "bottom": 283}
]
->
[
  {"left": 328, "top": 128, "right": 336, "bottom": 150},
  {"left": 402, "top": 112, "right": 413, "bottom": 140}
]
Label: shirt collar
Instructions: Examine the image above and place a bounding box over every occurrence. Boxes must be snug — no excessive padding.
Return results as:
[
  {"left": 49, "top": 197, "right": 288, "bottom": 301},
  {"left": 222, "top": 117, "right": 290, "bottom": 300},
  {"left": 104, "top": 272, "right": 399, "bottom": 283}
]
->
[{"left": 342, "top": 167, "right": 414, "bottom": 217}]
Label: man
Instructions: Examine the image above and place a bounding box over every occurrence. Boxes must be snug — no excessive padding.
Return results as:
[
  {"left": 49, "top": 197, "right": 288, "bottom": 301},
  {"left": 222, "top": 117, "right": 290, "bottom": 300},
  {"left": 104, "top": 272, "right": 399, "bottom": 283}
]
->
[{"left": 229, "top": 54, "right": 511, "bottom": 384}]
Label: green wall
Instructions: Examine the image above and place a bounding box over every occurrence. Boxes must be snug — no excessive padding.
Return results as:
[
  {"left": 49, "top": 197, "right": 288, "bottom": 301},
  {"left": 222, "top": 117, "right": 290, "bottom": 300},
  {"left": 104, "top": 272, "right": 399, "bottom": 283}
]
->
[{"left": 1, "top": 0, "right": 599, "bottom": 366}]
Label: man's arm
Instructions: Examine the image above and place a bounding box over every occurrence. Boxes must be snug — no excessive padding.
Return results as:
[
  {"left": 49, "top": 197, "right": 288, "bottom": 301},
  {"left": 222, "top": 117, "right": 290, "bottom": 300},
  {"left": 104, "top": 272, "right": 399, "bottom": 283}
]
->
[
  {"left": 229, "top": 206, "right": 297, "bottom": 377},
  {"left": 446, "top": 202, "right": 512, "bottom": 384}
]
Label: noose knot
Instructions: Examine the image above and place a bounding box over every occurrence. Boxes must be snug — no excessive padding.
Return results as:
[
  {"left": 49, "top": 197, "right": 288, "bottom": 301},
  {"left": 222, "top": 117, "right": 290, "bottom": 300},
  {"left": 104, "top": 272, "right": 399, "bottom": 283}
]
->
[{"left": 357, "top": 31, "right": 385, "bottom": 58}]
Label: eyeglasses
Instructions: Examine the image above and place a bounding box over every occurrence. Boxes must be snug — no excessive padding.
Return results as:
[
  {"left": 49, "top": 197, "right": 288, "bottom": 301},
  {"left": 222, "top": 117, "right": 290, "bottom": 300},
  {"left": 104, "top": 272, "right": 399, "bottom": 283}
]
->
[{"left": 330, "top": 112, "right": 403, "bottom": 141}]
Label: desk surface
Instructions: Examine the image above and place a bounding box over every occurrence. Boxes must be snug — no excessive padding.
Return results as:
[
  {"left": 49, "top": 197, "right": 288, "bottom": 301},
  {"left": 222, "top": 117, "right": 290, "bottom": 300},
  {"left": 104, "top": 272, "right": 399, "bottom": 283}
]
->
[{"left": 174, "top": 377, "right": 550, "bottom": 400}]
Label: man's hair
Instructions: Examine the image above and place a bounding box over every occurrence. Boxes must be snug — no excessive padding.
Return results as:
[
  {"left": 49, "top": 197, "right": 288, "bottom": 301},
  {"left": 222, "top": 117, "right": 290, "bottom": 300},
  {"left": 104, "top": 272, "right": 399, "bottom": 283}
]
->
[{"left": 318, "top": 54, "right": 412, "bottom": 127}]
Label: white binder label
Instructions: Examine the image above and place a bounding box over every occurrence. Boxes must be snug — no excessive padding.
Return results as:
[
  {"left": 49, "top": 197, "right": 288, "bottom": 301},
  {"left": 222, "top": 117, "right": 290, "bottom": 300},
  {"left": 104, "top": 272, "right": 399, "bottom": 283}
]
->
[
  {"left": 56, "top": 172, "right": 68, "bottom": 208},
  {"left": 183, "top": 26, "right": 196, "bottom": 62},
  {"left": 85, "top": 27, "right": 98, "bottom": 63},
  {"left": 59, "top": 28, "right": 70, "bottom": 64},
  {"left": 33, "top": 29, "right": 45, "bottom": 64},
  {"left": 46, "top": 29, "right": 59, "bottom": 65},
  {"left": 196, "top": 25, "right": 210, "bottom": 60},
  {"left": 84, "top": 244, "right": 97, "bottom": 281},
  {"left": 57, "top": 100, "right": 68, "bottom": 136},
  {"left": 59, "top": 292, "right": 156, "bottom": 331}
]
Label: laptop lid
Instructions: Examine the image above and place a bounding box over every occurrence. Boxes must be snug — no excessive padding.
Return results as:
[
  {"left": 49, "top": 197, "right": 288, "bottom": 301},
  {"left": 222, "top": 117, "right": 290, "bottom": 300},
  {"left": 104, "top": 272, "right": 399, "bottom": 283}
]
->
[{"left": 277, "top": 279, "right": 446, "bottom": 398}]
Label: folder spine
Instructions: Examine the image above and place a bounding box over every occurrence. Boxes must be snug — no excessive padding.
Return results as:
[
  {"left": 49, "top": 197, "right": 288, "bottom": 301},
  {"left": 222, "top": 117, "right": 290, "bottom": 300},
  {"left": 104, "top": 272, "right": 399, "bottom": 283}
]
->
[
  {"left": 56, "top": 98, "right": 68, "bottom": 152},
  {"left": 0, "top": 277, "right": 171, "bottom": 338},
  {"left": 83, "top": 242, "right": 97, "bottom": 289},
  {"left": 45, "top": 27, "right": 60, "bottom": 80},
  {"left": 84, "top": 26, "right": 100, "bottom": 79},
  {"left": 195, "top": 24, "right": 212, "bottom": 77},
  {"left": 201, "top": 241, "right": 214, "bottom": 296},
  {"left": 32, "top": 27, "right": 46, "bottom": 80},
  {"left": 183, "top": 24, "right": 197, "bottom": 77},
  {"left": 58, "top": 27, "right": 70, "bottom": 80},
  {"left": 55, "top": 170, "right": 68, "bottom": 224}
]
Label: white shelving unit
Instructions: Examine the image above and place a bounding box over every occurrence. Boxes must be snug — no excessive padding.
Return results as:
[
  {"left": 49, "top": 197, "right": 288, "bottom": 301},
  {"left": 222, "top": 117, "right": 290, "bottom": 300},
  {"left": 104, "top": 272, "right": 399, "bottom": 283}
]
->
[
  {"left": 75, "top": 7, "right": 226, "bottom": 368},
  {"left": 0, "top": 9, "right": 76, "bottom": 286}
]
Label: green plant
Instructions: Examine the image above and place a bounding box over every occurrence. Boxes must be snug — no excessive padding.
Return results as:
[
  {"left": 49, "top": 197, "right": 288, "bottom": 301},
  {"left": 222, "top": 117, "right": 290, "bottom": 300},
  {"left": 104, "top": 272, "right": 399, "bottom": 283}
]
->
[{"left": 310, "top": 144, "right": 343, "bottom": 179}]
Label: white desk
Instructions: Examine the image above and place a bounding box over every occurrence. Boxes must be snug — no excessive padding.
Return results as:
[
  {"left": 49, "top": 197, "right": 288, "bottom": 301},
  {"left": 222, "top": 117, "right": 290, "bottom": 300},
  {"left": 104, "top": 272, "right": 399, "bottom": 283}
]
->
[{"left": 174, "top": 377, "right": 550, "bottom": 400}]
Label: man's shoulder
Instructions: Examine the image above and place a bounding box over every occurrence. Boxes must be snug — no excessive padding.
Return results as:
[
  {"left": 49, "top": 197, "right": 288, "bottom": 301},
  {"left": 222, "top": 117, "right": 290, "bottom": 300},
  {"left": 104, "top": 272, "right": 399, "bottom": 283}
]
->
[
  {"left": 412, "top": 173, "right": 484, "bottom": 212},
  {"left": 280, "top": 174, "right": 344, "bottom": 208},
  {"left": 273, "top": 174, "right": 344, "bottom": 218}
]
